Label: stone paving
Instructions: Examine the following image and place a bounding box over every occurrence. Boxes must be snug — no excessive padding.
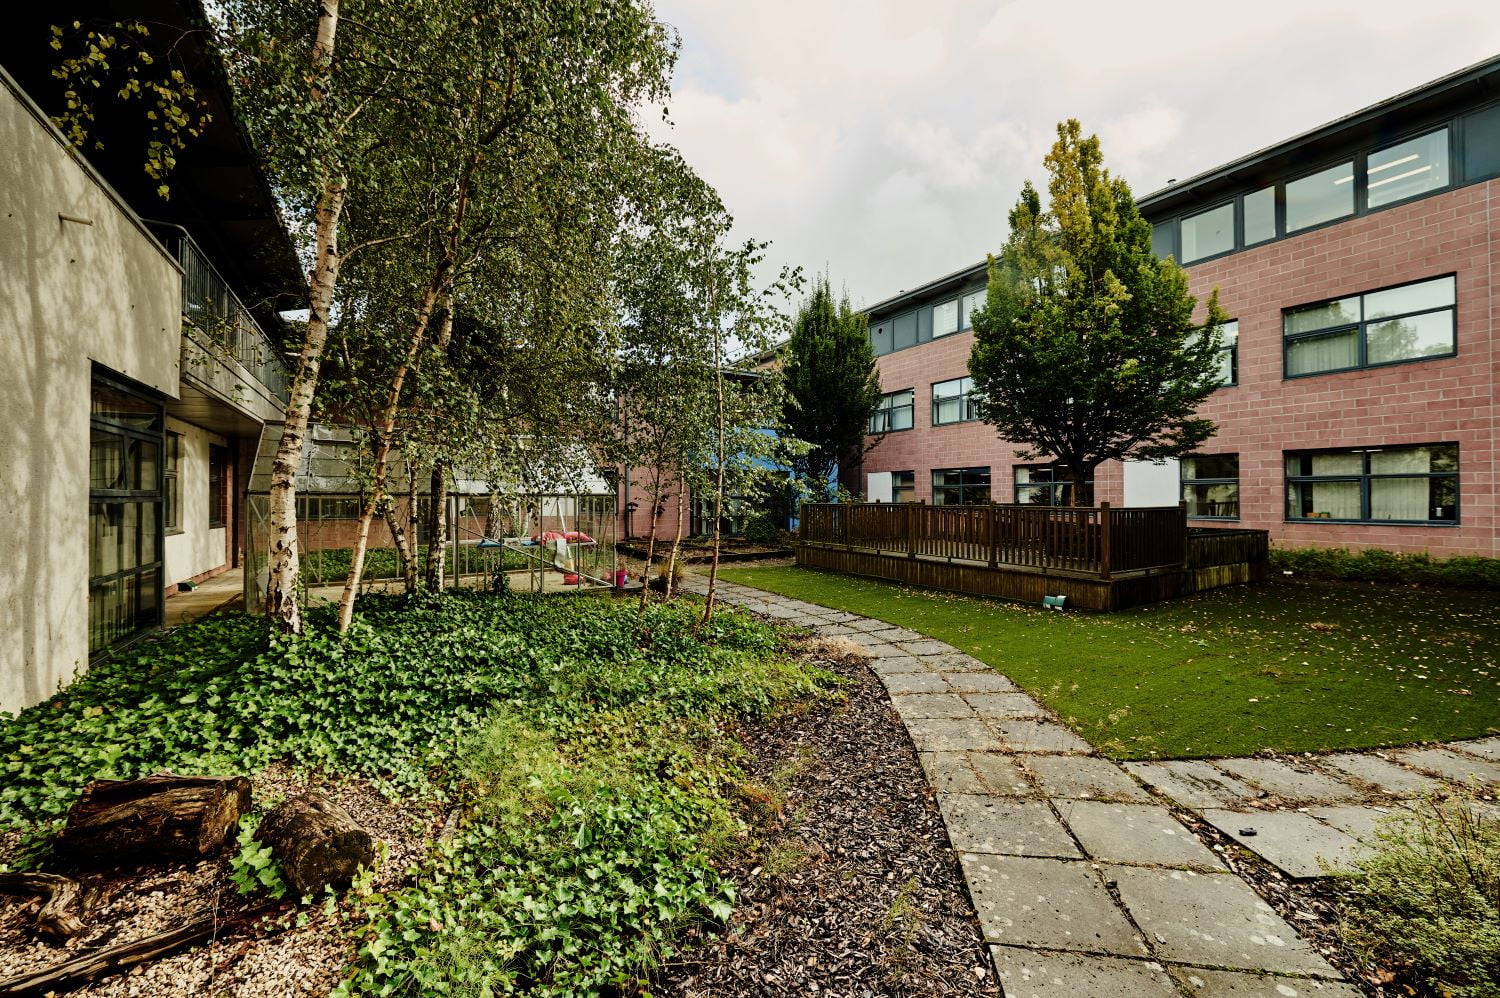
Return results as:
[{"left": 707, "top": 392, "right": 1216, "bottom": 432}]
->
[{"left": 687, "top": 578, "right": 1401, "bottom": 997}]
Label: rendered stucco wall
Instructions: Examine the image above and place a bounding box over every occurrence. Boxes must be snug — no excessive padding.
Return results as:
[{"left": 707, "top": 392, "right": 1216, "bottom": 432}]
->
[
  {"left": 0, "top": 74, "right": 181, "bottom": 715},
  {"left": 164, "top": 417, "right": 229, "bottom": 587}
]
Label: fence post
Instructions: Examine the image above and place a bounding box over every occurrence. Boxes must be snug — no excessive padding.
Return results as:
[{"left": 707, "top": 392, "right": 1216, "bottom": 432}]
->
[
  {"left": 1179, "top": 500, "right": 1189, "bottom": 569},
  {"left": 1099, "top": 502, "right": 1112, "bottom": 580},
  {"left": 988, "top": 504, "right": 999, "bottom": 569},
  {"left": 906, "top": 503, "right": 917, "bottom": 560}
]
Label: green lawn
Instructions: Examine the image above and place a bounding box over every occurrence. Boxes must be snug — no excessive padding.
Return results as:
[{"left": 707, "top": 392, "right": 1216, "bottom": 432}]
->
[{"left": 720, "top": 566, "right": 1500, "bottom": 759}]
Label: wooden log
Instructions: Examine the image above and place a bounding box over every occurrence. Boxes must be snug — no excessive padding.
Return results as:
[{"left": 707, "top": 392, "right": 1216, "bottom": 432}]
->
[
  {"left": 0, "top": 872, "right": 96, "bottom": 941},
  {"left": 58, "top": 774, "right": 251, "bottom": 863},
  {"left": 257, "top": 793, "right": 374, "bottom": 898},
  {"left": 0, "top": 900, "right": 279, "bottom": 997}
]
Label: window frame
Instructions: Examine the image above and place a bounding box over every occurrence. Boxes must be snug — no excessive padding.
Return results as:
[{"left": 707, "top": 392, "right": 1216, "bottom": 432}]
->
[
  {"left": 1181, "top": 453, "right": 1240, "bottom": 521},
  {"left": 930, "top": 376, "right": 979, "bottom": 426},
  {"left": 1282, "top": 273, "right": 1457, "bottom": 379},
  {"left": 1283, "top": 444, "right": 1459, "bottom": 526},
  {"left": 163, "top": 431, "right": 182, "bottom": 535},
  {"left": 932, "top": 298, "right": 960, "bottom": 338},
  {"left": 891, "top": 471, "right": 916, "bottom": 504},
  {"left": 869, "top": 389, "right": 915, "bottom": 434},
  {"left": 931, "top": 467, "right": 991, "bottom": 506},
  {"left": 1179, "top": 199, "right": 1237, "bottom": 264},
  {"left": 1013, "top": 464, "right": 1095, "bottom": 507},
  {"left": 207, "top": 444, "right": 228, "bottom": 529}
]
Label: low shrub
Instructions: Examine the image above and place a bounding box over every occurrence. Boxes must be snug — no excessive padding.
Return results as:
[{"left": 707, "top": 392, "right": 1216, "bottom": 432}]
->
[
  {"left": 741, "top": 515, "right": 780, "bottom": 546},
  {"left": 1270, "top": 545, "right": 1500, "bottom": 590},
  {"left": 1333, "top": 794, "right": 1500, "bottom": 997}
]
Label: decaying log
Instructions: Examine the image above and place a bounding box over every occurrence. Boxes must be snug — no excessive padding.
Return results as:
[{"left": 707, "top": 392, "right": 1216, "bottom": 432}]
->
[
  {"left": 258, "top": 792, "right": 374, "bottom": 898},
  {"left": 0, "top": 872, "right": 97, "bottom": 941},
  {"left": 58, "top": 774, "right": 251, "bottom": 862},
  {"left": 0, "top": 901, "right": 279, "bottom": 997}
]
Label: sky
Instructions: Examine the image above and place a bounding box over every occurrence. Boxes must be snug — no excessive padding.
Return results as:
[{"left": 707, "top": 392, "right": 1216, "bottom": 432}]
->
[{"left": 645, "top": 1, "right": 1500, "bottom": 310}]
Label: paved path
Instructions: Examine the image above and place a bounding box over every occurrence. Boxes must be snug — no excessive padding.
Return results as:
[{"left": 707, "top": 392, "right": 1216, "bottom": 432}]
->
[{"left": 688, "top": 579, "right": 1377, "bottom": 998}]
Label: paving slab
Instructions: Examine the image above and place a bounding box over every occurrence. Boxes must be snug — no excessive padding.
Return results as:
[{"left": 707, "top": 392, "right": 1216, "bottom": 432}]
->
[
  {"left": 968, "top": 752, "right": 1035, "bottom": 796},
  {"left": 989, "top": 947, "right": 1179, "bottom": 998},
  {"left": 959, "top": 854, "right": 1146, "bottom": 955},
  {"left": 1452, "top": 735, "right": 1500, "bottom": 762},
  {"left": 1028, "top": 754, "right": 1153, "bottom": 802},
  {"left": 1214, "top": 759, "right": 1364, "bottom": 804},
  {"left": 1399, "top": 747, "right": 1500, "bottom": 787},
  {"left": 812, "top": 622, "right": 861, "bottom": 637},
  {"left": 938, "top": 795, "right": 1082, "bottom": 857},
  {"left": 943, "top": 672, "right": 1019, "bottom": 694},
  {"left": 1306, "top": 804, "right": 1402, "bottom": 842},
  {"left": 1059, "top": 800, "right": 1226, "bottom": 871},
  {"left": 1318, "top": 752, "right": 1444, "bottom": 797},
  {"left": 964, "top": 691, "right": 1046, "bottom": 718},
  {"left": 880, "top": 672, "right": 953, "bottom": 696},
  {"left": 1125, "top": 760, "right": 1258, "bottom": 809},
  {"left": 1109, "top": 866, "right": 1339, "bottom": 976},
  {"left": 905, "top": 716, "right": 1006, "bottom": 752},
  {"left": 1201, "top": 809, "right": 1363, "bottom": 877},
  {"left": 865, "top": 655, "right": 928, "bottom": 676},
  {"left": 993, "top": 719, "right": 1093, "bottom": 754},
  {"left": 919, "top": 752, "right": 988, "bottom": 795},
  {"left": 842, "top": 630, "right": 896, "bottom": 650},
  {"left": 844, "top": 616, "right": 896, "bottom": 633},
  {"left": 891, "top": 693, "right": 976, "bottom": 720},
  {"left": 1177, "top": 968, "right": 1363, "bottom": 996},
  {"left": 925, "top": 651, "right": 993, "bottom": 673},
  {"left": 895, "top": 638, "right": 956, "bottom": 656},
  {"left": 878, "top": 626, "right": 929, "bottom": 643}
]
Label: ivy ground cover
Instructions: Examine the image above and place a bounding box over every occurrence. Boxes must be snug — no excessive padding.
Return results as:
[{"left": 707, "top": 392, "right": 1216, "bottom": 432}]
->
[
  {"left": 719, "top": 566, "right": 1500, "bottom": 759},
  {"left": 0, "top": 592, "right": 829, "bottom": 995}
]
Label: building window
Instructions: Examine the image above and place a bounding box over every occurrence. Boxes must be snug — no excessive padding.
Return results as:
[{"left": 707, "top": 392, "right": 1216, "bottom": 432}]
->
[
  {"left": 869, "top": 390, "right": 914, "bottom": 433},
  {"left": 1285, "top": 160, "right": 1354, "bottom": 232},
  {"left": 932, "top": 467, "right": 990, "bottom": 506},
  {"left": 208, "top": 445, "right": 228, "bottom": 528},
  {"left": 960, "top": 289, "right": 984, "bottom": 329},
  {"left": 1015, "top": 465, "right": 1093, "bottom": 506},
  {"left": 1284, "top": 274, "right": 1455, "bottom": 377},
  {"left": 933, "top": 299, "right": 959, "bottom": 337},
  {"left": 1285, "top": 444, "right": 1457, "bottom": 524},
  {"left": 164, "top": 433, "right": 181, "bottom": 534},
  {"left": 1182, "top": 455, "right": 1239, "bottom": 519},
  {"left": 931, "top": 376, "right": 978, "bottom": 425},
  {"left": 1214, "top": 320, "right": 1239, "bottom": 385},
  {"left": 893, "top": 312, "right": 918, "bottom": 351},
  {"left": 1180, "top": 202, "right": 1234, "bottom": 263},
  {"left": 1367, "top": 128, "right": 1449, "bottom": 208},
  {"left": 891, "top": 471, "right": 916, "bottom": 504},
  {"left": 296, "top": 496, "right": 363, "bottom": 520},
  {"left": 89, "top": 373, "right": 164, "bottom": 657},
  {"left": 1243, "top": 186, "right": 1276, "bottom": 246}
]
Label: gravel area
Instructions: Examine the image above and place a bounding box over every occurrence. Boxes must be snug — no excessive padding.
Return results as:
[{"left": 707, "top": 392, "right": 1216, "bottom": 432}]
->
[
  {"left": 653, "top": 637, "right": 1000, "bottom": 998},
  {"left": 0, "top": 766, "right": 440, "bottom": 996}
]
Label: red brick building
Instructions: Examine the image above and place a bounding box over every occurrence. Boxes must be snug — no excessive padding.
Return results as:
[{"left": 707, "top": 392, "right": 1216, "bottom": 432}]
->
[{"left": 857, "top": 57, "right": 1500, "bottom": 558}]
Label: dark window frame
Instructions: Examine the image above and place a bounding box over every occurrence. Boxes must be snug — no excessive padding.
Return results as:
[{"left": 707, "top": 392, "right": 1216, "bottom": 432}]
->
[
  {"left": 1014, "top": 464, "right": 1094, "bottom": 507},
  {"left": 1282, "top": 273, "right": 1457, "bottom": 379},
  {"left": 208, "top": 444, "right": 228, "bottom": 528},
  {"left": 163, "top": 431, "right": 182, "bottom": 535},
  {"left": 931, "top": 467, "right": 991, "bottom": 506},
  {"left": 1283, "top": 443, "right": 1459, "bottom": 526},
  {"left": 930, "top": 376, "right": 979, "bottom": 426},
  {"left": 1181, "top": 453, "right": 1240, "bottom": 520},
  {"left": 1179, "top": 198, "right": 1237, "bottom": 264},
  {"left": 869, "top": 389, "right": 915, "bottom": 433},
  {"left": 891, "top": 470, "right": 916, "bottom": 504}
]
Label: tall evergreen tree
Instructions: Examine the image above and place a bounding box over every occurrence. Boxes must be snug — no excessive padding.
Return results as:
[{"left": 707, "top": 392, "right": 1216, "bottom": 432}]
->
[
  {"left": 781, "top": 276, "right": 883, "bottom": 500},
  {"left": 969, "top": 119, "right": 1227, "bottom": 505}
]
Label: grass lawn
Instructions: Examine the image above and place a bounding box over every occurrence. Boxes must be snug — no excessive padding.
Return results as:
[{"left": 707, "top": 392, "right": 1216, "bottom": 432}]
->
[{"left": 719, "top": 566, "right": 1500, "bottom": 760}]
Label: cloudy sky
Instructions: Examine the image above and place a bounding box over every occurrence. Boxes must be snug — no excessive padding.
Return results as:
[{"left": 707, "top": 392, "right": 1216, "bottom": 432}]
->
[{"left": 646, "top": 1, "right": 1500, "bottom": 309}]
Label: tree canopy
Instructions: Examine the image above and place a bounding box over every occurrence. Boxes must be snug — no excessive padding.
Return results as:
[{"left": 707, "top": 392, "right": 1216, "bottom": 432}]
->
[{"left": 969, "top": 119, "right": 1227, "bottom": 503}]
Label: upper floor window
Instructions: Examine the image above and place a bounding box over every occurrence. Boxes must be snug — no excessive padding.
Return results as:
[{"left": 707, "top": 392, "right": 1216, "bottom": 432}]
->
[
  {"left": 931, "top": 376, "right": 979, "bottom": 425},
  {"left": 933, "top": 299, "right": 959, "bottom": 337},
  {"left": 1182, "top": 454, "right": 1239, "bottom": 519},
  {"left": 869, "top": 390, "right": 914, "bottom": 433},
  {"left": 1181, "top": 202, "right": 1234, "bottom": 263},
  {"left": 1015, "top": 465, "right": 1093, "bottom": 506},
  {"left": 208, "top": 445, "right": 228, "bottom": 528},
  {"left": 1284, "top": 274, "right": 1456, "bottom": 378},
  {"left": 1367, "top": 128, "right": 1450, "bottom": 208},
  {"left": 1243, "top": 186, "right": 1276, "bottom": 245},
  {"left": 1285, "top": 444, "right": 1457, "bottom": 525},
  {"left": 1190, "top": 320, "right": 1239, "bottom": 386},
  {"left": 1285, "top": 161, "right": 1355, "bottom": 233},
  {"left": 933, "top": 467, "right": 991, "bottom": 506},
  {"left": 961, "top": 289, "right": 984, "bottom": 329}
]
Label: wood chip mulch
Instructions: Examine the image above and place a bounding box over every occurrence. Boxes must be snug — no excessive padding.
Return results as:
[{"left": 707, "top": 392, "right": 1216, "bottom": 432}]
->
[{"left": 653, "top": 643, "right": 1001, "bottom": 998}]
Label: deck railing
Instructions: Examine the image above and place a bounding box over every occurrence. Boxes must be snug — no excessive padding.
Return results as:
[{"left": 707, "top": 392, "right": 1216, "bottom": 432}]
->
[
  {"left": 174, "top": 233, "right": 293, "bottom": 403},
  {"left": 798, "top": 502, "right": 1187, "bottom": 579}
]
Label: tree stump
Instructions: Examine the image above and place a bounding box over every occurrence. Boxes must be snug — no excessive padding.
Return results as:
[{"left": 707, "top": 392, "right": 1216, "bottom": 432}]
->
[
  {"left": 58, "top": 774, "right": 251, "bottom": 863},
  {"left": 258, "top": 792, "right": 374, "bottom": 898},
  {"left": 0, "top": 872, "right": 97, "bottom": 941}
]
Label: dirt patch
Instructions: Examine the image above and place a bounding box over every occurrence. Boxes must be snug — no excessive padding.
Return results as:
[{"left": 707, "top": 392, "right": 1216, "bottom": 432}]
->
[
  {"left": 653, "top": 647, "right": 999, "bottom": 997},
  {"left": 0, "top": 767, "right": 440, "bottom": 997}
]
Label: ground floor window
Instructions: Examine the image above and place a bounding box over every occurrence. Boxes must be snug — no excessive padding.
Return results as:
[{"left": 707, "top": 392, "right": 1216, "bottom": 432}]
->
[
  {"left": 208, "top": 444, "right": 228, "bottom": 528},
  {"left": 89, "top": 372, "right": 164, "bottom": 656},
  {"left": 869, "top": 390, "right": 914, "bottom": 433},
  {"left": 1182, "top": 454, "right": 1239, "bottom": 519},
  {"left": 164, "top": 432, "right": 181, "bottom": 534},
  {"left": 1285, "top": 444, "right": 1458, "bottom": 524},
  {"left": 891, "top": 471, "right": 916, "bottom": 504},
  {"left": 1015, "top": 465, "right": 1093, "bottom": 506},
  {"left": 932, "top": 467, "right": 990, "bottom": 506}
]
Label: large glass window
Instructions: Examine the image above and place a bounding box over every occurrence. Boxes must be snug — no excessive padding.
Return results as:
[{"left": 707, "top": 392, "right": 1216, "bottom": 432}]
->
[
  {"left": 1285, "top": 161, "right": 1354, "bottom": 232},
  {"left": 1367, "top": 128, "right": 1449, "bottom": 208},
  {"left": 891, "top": 471, "right": 916, "bottom": 504},
  {"left": 208, "top": 445, "right": 228, "bottom": 528},
  {"left": 931, "top": 376, "right": 978, "bottom": 426},
  {"left": 1285, "top": 445, "right": 1457, "bottom": 524},
  {"left": 1243, "top": 186, "right": 1276, "bottom": 246},
  {"left": 933, "top": 299, "right": 959, "bottom": 337},
  {"left": 1284, "top": 275, "right": 1455, "bottom": 377},
  {"left": 1180, "top": 202, "right": 1235, "bottom": 263},
  {"left": 869, "top": 390, "right": 914, "bottom": 433},
  {"left": 164, "top": 433, "right": 181, "bottom": 534},
  {"left": 1182, "top": 454, "right": 1239, "bottom": 519},
  {"left": 932, "top": 467, "right": 990, "bottom": 506},
  {"left": 960, "top": 290, "right": 985, "bottom": 329},
  {"left": 89, "top": 373, "right": 164, "bottom": 657},
  {"left": 1015, "top": 465, "right": 1093, "bottom": 506}
]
